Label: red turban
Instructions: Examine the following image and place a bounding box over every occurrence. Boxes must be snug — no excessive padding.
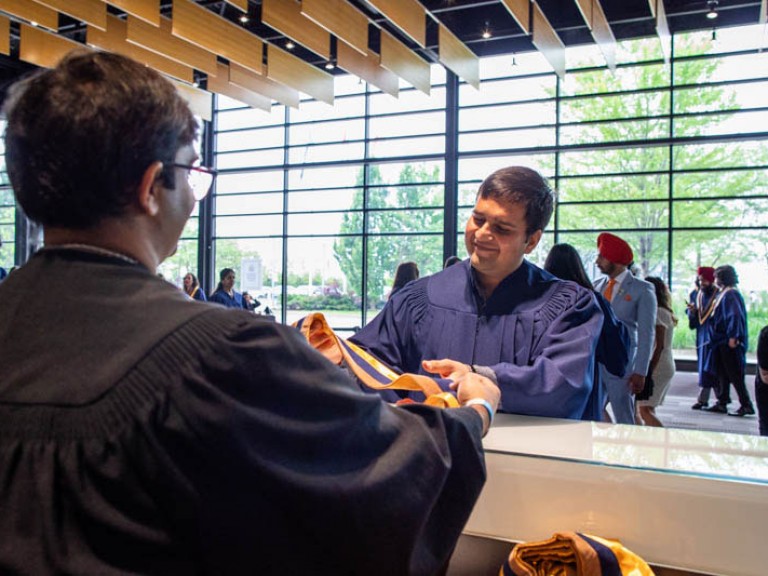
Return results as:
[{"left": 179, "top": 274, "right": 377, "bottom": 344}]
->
[
  {"left": 597, "top": 232, "right": 633, "bottom": 266},
  {"left": 697, "top": 266, "right": 715, "bottom": 283}
]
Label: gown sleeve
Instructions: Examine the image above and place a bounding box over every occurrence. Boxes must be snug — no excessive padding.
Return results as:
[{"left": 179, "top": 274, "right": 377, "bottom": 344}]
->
[
  {"left": 595, "top": 292, "right": 630, "bottom": 378},
  {"left": 154, "top": 311, "right": 486, "bottom": 575},
  {"left": 491, "top": 284, "right": 604, "bottom": 419}
]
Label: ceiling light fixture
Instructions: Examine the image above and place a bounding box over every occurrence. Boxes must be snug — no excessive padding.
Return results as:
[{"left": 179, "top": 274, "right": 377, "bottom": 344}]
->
[
  {"left": 706, "top": 0, "right": 719, "bottom": 20},
  {"left": 325, "top": 60, "right": 335, "bottom": 70},
  {"left": 481, "top": 21, "right": 492, "bottom": 39},
  {"left": 286, "top": 40, "right": 295, "bottom": 50},
  {"left": 239, "top": 14, "right": 249, "bottom": 24}
]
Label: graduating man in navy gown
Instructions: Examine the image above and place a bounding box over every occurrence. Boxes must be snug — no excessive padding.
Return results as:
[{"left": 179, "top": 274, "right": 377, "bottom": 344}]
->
[
  {"left": 351, "top": 166, "right": 604, "bottom": 421},
  {"left": 687, "top": 266, "right": 718, "bottom": 409}
]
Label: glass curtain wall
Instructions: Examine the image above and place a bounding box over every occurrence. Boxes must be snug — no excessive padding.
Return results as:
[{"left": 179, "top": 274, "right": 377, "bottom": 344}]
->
[
  {"left": 0, "top": 120, "right": 15, "bottom": 273},
  {"left": 212, "top": 68, "right": 447, "bottom": 335},
  {"left": 210, "top": 25, "right": 767, "bottom": 352}
]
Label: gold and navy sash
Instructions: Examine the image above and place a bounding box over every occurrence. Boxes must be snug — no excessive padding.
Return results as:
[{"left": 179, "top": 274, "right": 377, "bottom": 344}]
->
[
  {"left": 293, "top": 313, "right": 459, "bottom": 409},
  {"left": 501, "top": 531, "right": 654, "bottom": 576}
]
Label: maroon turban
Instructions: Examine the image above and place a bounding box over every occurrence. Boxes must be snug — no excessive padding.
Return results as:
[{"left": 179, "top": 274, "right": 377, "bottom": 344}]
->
[
  {"left": 697, "top": 266, "right": 715, "bottom": 283},
  {"left": 597, "top": 232, "right": 633, "bottom": 266}
]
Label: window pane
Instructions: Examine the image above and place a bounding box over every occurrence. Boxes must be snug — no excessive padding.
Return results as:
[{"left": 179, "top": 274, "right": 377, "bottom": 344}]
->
[
  {"left": 217, "top": 171, "right": 284, "bottom": 195},
  {"left": 673, "top": 169, "right": 768, "bottom": 199},
  {"left": 288, "top": 188, "right": 362, "bottom": 212},
  {"left": 288, "top": 141, "right": 365, "bottom": 164},
  {"left": 216, "top": 214, "right": 283, "bottom": 237},
  {"left": 558, "top": 201, "right": 670, "bottom": 232},
  {"left": 216, "top": 149, "right": 284, "bottom": 169},
  {"left": 288, "top": 212, "right": 346, "bottom": 235},
  {"left": 216, "top": 126, "right": 285, "bottom": 152},
  {"left": 286, "top": 236, "right": 362, "bottom": 329},
  {"left": 560, "top": 147, "right": 670, "bottom": 175},
  {"left": 558, "top": 174, "right": 669, "bottom": 202},
  {"left": 673, "top": 198, "right": 768, "bottom": 228},
  {"left": 216, "top": 193, "right": 283, "bottom": 216}
]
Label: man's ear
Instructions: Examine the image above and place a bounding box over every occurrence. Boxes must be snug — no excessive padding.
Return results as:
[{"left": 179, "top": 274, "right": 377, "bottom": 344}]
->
[
  {"left": 137, "top": 161, "right": 165, "bottom": 217},
  {"left": 524, "top": 229, "right": 543, "bottom": 254}
]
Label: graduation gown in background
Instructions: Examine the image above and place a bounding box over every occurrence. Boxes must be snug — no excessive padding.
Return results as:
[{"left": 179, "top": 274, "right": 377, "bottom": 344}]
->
[
  {"left": 351, "top": 260, "right": 604, "bottom": 421},
  {"left": 0, "top": 249, "right": 487, "bottom": 576}
]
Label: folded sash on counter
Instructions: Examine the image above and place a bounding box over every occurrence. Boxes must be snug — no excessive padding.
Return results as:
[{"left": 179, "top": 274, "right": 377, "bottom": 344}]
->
[
  {"left": 294, "top": 313, "right": 459, "bottom": 408},
  {"left": 502, "top": 531, "right": 655, "bottom": 576}
]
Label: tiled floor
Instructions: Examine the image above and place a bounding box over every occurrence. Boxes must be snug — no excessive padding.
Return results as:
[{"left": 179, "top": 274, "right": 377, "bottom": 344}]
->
[{"left": 654, "top": 371, "right": 760, "bottom": 435}]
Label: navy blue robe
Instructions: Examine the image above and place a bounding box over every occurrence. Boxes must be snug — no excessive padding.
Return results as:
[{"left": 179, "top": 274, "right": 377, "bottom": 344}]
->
[
  {"left": 351, "top": 259, "right": 604, "bottom": 420},
  {"left": 705, "top": 287, "right": 748, "bottom": 370}
]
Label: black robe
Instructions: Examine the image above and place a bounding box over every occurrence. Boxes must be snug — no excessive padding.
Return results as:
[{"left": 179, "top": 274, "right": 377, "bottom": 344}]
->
[{"left": 0, "top": 249, "right": 486, "bottom": 576}]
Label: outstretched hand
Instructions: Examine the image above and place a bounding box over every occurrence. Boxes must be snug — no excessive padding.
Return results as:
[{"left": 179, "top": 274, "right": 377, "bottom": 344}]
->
[{"left": 422, "top": 358, "right": 471, "bottom": 381}]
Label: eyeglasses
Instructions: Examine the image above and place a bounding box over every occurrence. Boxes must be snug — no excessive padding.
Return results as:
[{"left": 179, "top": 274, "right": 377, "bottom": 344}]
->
[{"left": 169, "top": 163, "right": 217, "bottom": 201}]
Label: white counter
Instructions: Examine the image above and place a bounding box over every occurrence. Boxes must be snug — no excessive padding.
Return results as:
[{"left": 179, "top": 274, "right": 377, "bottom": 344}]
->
[{"left": 464, "top": 414, "right": 768, "bottom": 576}]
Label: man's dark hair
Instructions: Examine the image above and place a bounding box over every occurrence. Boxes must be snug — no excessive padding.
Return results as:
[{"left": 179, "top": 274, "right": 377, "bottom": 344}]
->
[
  {"left": 543, "top": 243, "right": 592, "bottom": 291},
  {"left": 715, "top": 265, "right": 739, "bottom": 287},
  {"left": 476, "top": 166, "right": 554, "bottom": 237},
  {"left": 3, "top": 50, "right": 197, "bottom": 228}
]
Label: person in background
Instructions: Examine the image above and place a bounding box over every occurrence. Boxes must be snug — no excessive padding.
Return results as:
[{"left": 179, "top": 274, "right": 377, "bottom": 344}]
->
[
  {"left": 242, "top": 291, "right": 260, "bottom": 312},
  {"left": 182, "top": 272, "right": 206, "bottom": 301},
  {"left": 755, "top": 325, "right": 768, "bottom": 436},
  {"left": 636, "top": 276, "right": 678, "bottom": 427},
  {"left": 0, "top": 50, "right": 500, "bottom": 575},
  {"left": 351, "top": 166, "right": 603, "bottom": 420},
  {"left": 209, "top": 267, "right": 248, "bottom": 309},
  {"left": 687, "top": 267, "right": 718, "bottom": 409},
  {"left": 543, "top": 243, "right": 629, "bottom": 420},
  {"left": 593, "top": 233, "right": 656, "bottom": 425},
  {"left": 704, "top": 265, "right": 755, "bottom": 417},
  {"left": 390, "top": 261, "right": 419, "bottom": 298}
]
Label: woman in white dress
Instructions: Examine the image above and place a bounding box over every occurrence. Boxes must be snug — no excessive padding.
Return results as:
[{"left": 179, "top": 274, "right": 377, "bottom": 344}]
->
[{"left": 637, "top": 276, "right": 678, "bottom": 427}]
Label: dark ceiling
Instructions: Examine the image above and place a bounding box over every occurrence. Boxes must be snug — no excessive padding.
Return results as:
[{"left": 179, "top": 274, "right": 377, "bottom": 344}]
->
[{"left": 0, "top": 0, "right": 765, "bottom": 89}]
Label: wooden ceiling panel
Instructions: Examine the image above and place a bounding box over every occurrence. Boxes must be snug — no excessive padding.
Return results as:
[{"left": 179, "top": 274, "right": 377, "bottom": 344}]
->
[
  {"left": 20, "top": 23, "right": 86, "bottom": 68},
  {"left": 261, "top": 0, "right": 330, "bottom": 59},
  {"left": 127, "top": 16, "right": 217, "bottom": 76},
  {"left": 268, "top": 44, "right": 334, "bottom": 106},
  {"left": 88, "top": 14, "right": 194, "bottom": 83},
  {"left": 500, "top": 0, "right": 531, "bottom": 35},
  {"left": 438, "top": 23, "right": 479, "bottom": 90},
  {"left": 366, "top": 0, "right": 426, "bottom": 47},
  {"left": 380, "top": 29, "right": 429, "bottom": 95},
  {"left": 172, "top": 0, "right": 263, "bottom": 75},
  {"left": 208, "top": 61, "right": 271, "bottom": 111},
  {"left": 106, "top": 0, "right": 159, "bottom": 26},
  {"left": 337, "top": 40, "right": 399, "bottom": 98},
  {"left": 590, "top": 0, "right": 617, "bottom": 70},
  {"left": 34, "top": 0, "right": 106, "bottom": 31},
  {"left": 0, "top": 15, "right": 10, "bottom": 56},
  {"left": 170, "top": 78, "right": 213, "bottom": 121},
  {"left": 230, "top": 61, "right": 300, "bottom": 109},
  {"left": 532, "top": 3, "right": 565, "bottom": 79},
  {"left": 301, "top": 0, "right": 368, "bottom": 56},
  {"left": 0, "top": 0, "right": 58, "bottom": 31}
]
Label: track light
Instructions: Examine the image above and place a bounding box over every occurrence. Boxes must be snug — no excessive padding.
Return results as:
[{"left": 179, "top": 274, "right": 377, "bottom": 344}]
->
[{"left": 706, "top": 0, "right": 718, "bottom": 20}]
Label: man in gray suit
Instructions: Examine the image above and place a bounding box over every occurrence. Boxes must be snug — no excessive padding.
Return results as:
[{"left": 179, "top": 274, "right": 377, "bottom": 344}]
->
[{"left": 593, "top": 233, "right": 657, "bottom": 424}]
